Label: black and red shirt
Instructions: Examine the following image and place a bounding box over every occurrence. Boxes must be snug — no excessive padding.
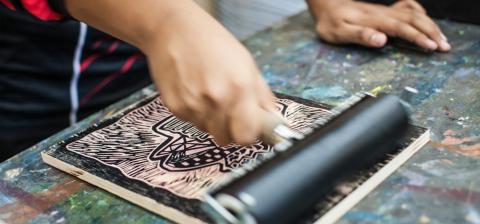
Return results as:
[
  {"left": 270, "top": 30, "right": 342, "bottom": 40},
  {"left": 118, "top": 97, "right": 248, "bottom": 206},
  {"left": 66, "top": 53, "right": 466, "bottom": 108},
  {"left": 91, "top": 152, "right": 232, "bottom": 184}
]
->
[{"left": 0, "top": 0, "right": 151, "bottom": 143}]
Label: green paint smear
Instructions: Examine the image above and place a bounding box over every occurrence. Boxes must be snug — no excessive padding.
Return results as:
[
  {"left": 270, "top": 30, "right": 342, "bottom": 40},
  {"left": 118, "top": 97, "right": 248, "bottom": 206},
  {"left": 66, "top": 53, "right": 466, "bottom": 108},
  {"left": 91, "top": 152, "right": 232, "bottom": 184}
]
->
[{"left": 31, "top": 189, "right": 170, "bottom": 224}]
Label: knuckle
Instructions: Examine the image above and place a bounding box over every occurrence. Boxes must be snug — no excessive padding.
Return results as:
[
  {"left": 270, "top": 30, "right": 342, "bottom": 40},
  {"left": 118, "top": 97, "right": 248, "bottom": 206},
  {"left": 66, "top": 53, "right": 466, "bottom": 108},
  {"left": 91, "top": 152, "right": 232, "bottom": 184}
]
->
[
  {"left": 230, "top": 79, "right": 248, "bottom": 93},
  {"left": 203, "top": 85, "right": 228, "bottom": 106},
  {"left": 406, "top": 1, "right": 418, "bottom": 7},
  {"left": 410, "top": 11, "right": 423, "bottom": 23},
  {"left": 381, "top": 18, "right": 396, "bottom": 32},
  {"left": 407, "top": 13, "right": 416, "bottom": 24},
  {"left": 391, "top": 20, "right": 404, "bottom": 29},
  {"left": 412, "top": 11, "right": 423, "bottom": 18},
  {"left": 359, "top": 29, "right": 371, "bottom": 41}
]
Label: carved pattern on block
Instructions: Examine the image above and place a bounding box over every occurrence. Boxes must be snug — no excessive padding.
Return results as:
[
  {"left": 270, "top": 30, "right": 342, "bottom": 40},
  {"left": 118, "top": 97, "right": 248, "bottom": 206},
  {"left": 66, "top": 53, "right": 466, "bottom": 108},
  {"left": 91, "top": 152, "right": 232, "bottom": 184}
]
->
[{"left": 66, "top": 97, "right": 331, "bottom": 199}]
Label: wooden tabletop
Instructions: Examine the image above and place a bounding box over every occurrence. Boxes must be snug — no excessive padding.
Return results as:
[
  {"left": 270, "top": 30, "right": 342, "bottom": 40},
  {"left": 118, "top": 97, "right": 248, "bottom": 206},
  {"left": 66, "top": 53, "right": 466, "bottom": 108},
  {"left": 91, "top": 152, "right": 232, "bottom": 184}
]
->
[{"left": 1, "top": 12, "right": 479, "bottom": 223}]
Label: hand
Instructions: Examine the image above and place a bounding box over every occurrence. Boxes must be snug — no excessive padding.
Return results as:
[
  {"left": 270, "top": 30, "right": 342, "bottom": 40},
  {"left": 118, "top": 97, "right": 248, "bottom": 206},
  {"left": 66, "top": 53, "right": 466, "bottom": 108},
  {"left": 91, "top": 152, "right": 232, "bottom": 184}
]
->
[
  {"left": 307, "top": 0, "right": 451, "bottom": 51},
  {"left": 65, "top": 0, "right": 275, "bottom": 146},
  {"left": 145, "top": 4, "right": 275, "bottom": 146}
]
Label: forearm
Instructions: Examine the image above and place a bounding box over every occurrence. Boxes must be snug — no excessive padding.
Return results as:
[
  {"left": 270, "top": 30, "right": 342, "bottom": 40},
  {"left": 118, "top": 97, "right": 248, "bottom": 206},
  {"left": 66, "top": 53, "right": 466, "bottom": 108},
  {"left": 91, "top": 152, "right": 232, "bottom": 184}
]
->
[{"left": 64, "top": 0, "right": 214, "bottom": 53}]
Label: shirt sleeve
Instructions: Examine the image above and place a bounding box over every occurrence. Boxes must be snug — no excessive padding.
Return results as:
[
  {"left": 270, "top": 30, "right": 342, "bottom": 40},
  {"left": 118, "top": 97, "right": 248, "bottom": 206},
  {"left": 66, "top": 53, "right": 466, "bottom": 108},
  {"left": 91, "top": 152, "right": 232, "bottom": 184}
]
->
[{"left": 0, "top": 0, "right": 69, "bottom": 21}]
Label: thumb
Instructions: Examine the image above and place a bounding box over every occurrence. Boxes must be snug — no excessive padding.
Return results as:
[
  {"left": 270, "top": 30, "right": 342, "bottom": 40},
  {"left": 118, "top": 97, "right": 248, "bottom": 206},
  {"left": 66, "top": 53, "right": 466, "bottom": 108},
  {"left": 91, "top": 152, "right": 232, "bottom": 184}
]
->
[{"left": 340, "top": 23, "right": 387, "bottom": 48}]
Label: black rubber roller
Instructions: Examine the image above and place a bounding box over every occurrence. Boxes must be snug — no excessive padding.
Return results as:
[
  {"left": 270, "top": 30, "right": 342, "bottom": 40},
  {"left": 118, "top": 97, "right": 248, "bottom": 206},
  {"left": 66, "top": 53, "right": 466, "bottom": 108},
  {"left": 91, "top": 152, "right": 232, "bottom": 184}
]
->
[{"left": 208, "top": 94, "right": 410, "bottom": 224}]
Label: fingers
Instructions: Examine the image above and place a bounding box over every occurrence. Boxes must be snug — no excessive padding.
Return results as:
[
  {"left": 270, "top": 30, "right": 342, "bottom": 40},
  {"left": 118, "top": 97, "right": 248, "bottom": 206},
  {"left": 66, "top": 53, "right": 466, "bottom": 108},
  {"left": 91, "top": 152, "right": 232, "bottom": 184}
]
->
[
  {"left": 387, "top": 17, "right": 438, "bottom": 50},
  {"left": 201, "top": 84, "right": 235, "bottom": 146},
  {"left": 205, "top": 106, "right": 231, "bottom": 146},
  {"left": 315, "top": 16, "right": 388, "bottom": 48},
  {"left": 166, "top": 75, "right": 270, "bottom": 146},
  {"left": 255, "top": 75, "right": 276, "bottom": 111},
  {"left": 391, "top": 10, "right": 450, "bottom": 51},
  {"left": 228, "top": 94, "right": 262, "bottom": 145},
  {"left": 356, "top": 12, "right": 450, "bottom": 51},
  {"left": 389, "top": 0, "right": 451, "bottom": 51},
  {"left": 227, "top": 73, "right": 275, "bottom": 146},
  {"left": 311, "top": 0, "right": 451, "bottom": 52},
  {"left": 337, "top": 23, "right": 388, "bottom": 48},
  {"left": 412, "top": 15, "right": 450, "bottom": 51}
]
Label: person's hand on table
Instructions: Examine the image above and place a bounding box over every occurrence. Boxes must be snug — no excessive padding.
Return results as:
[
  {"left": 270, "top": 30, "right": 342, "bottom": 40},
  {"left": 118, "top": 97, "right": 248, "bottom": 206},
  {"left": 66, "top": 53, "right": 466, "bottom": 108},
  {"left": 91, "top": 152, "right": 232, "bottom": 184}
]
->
[
  {"left": 306, "top": 0, "right": 451, "bottom": 51},
  {"left": 65, "top": 0, "right": 275, "bottom": 146}
]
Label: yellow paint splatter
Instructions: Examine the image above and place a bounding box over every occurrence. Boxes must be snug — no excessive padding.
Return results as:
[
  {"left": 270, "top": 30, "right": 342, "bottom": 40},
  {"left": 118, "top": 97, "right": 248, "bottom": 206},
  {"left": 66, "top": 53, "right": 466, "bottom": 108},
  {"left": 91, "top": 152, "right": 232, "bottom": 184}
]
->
[{"left": 369, "top": 85, "right": 392, "bottom": 96}]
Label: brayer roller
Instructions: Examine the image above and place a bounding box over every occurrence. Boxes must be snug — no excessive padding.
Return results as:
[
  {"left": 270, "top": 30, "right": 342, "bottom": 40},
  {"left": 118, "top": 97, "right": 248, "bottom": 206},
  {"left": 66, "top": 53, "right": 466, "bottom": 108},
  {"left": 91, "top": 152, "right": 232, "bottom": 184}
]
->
[{"left": 202, "top": 93, "right": 410, "bottom": 224}]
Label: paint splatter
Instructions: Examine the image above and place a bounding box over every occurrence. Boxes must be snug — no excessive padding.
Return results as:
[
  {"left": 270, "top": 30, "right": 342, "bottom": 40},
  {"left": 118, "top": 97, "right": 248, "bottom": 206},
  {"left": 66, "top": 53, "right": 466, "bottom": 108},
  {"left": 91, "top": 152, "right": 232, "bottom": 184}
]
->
[
  {"left": 301, "top": 86, "right": 348, "bottom": 99},
  {"left": 419, "top": 214, "right": 431, "bottom": 223},
  {"left": 405, "top": 184, "right": 480, "bottom": 204},
  {"left": 400, "top": 170, "right": 427, "bottom": 186},
  {"left": 344, "top": 211, "right": 388, "bottom": 222},
  {"left": 465, "top": 206, "right": 480, "bottom": 224},
  {"left": 3, "top": 168, "right": 23, "bottom": 182},
  {"left": 369, "top": 85, "right": 392, "bottom": 96},
  {"left": 430, "top": 130, "right": 480, "bottom": 157}
]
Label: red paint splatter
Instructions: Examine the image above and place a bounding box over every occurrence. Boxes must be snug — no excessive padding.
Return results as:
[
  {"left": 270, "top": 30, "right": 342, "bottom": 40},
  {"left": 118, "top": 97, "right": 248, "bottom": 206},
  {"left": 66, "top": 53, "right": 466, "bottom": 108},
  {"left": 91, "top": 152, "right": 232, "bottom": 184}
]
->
[
  {"left": 0, "top": 179, "right": 85, "bottom": 223},
  {"left": 429, "top": 130, "right": 480, "bottom": 157}
]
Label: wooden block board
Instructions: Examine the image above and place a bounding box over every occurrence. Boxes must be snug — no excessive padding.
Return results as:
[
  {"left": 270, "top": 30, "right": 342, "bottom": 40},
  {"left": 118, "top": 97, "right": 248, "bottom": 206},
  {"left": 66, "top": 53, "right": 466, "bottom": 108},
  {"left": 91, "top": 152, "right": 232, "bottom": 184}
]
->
[{"left": 42, "top": 93, "right": 429, "bottom": 224}]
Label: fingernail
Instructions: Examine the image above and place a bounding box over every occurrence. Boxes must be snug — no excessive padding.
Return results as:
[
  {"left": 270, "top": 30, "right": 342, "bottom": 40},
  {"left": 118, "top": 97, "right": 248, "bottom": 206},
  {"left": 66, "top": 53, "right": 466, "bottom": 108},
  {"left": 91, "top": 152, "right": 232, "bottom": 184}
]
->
[
  {"left": 441, "top": 33, "right": 448, "bottom": 41},
  {"left": 440, "top": 40, "right": 451, "bottom": 51},
  {"left": 424, "top": 39, "right": 438, "bottom": 50},
  {"left": 370, "top": 33, "right": 386, "bottom": 47}
]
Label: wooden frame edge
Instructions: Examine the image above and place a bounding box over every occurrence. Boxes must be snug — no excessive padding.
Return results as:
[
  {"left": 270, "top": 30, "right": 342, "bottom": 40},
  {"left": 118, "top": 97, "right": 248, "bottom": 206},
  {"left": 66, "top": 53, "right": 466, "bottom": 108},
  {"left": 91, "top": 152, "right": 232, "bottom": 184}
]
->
[
  {"left": 314, "top": 129, "right": 431, "bottom": 224},
  {"left": 41, "top": 152, "right": 206, "bottom": 224}
]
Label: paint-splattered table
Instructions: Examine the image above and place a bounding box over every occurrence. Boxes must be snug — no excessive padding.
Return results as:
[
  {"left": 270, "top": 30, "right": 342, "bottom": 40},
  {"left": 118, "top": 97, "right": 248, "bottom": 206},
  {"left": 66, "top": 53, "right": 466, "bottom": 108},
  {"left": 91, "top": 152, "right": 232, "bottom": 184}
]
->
[{"left": 1, "top": 12, "right": 479, "bottom": 224}]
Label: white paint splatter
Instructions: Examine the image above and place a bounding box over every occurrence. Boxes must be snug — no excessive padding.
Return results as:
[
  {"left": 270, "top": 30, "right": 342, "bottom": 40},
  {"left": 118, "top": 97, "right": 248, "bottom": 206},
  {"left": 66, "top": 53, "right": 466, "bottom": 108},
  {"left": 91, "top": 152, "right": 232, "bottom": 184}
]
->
[
  {"left": 3, "top": 168, "right": 23, "bottom": 181},
  {"left": 465, "top": 206, "right": 480, "bottom": 224},
  {"left": 400, "top": 170, "right": 427, "bottom": 186}
]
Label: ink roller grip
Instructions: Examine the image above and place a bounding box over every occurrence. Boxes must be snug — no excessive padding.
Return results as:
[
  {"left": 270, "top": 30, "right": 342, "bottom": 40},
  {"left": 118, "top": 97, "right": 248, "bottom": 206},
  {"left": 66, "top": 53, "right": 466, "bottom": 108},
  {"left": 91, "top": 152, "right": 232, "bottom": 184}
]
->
[{"left": 206, "top": 95, "right": 409, "bottom": 224}]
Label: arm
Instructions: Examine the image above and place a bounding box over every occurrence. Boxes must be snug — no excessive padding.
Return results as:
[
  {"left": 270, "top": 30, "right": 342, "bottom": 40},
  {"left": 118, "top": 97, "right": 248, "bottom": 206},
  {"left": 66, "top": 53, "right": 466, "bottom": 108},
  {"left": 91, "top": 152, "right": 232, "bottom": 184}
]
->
[
  {"left": 307, "top": 0, "right": 451, "bottom": 51},
  {"left": 63, "top": 0, "right": 275, "bottom": 145}
]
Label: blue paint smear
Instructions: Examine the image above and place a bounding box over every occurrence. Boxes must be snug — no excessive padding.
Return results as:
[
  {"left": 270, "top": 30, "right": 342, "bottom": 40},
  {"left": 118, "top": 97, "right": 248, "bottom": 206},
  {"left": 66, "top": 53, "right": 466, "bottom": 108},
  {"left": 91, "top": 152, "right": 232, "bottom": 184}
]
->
[
  {"left": 344, "top": 211, "right": 387, "bottom": 222},
  {"left": 0, "top": 192, "right": 15, "bottom": 204},
  {"left": 301, "top": 86, "right": 348, "bottom": 100}
]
